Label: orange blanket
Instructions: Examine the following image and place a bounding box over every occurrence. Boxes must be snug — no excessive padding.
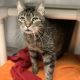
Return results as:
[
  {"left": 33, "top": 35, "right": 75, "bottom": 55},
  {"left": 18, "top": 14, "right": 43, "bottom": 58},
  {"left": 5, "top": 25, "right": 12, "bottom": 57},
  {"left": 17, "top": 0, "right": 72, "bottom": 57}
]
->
[
  {"left": 0, "top": 60, "right": 14, "bottom": 80},
  {"left": 0, "top": 54, "right": 80, "bottom": 80}
]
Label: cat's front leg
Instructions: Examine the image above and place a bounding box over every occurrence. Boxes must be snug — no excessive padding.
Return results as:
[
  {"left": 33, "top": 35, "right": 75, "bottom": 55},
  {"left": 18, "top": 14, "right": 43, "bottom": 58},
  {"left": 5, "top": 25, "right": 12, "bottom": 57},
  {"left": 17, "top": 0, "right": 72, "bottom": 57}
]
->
[
  {"left": 43, "top": 53, "right": 55, "bottom": 80},
  {"left": 29, "top": 50, "right": 39, "bottom": 74}
]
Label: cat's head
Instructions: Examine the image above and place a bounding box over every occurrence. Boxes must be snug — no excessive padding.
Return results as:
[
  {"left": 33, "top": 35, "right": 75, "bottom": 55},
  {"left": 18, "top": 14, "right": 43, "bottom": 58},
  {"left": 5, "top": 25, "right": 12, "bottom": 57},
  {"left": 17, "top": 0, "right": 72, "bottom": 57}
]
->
[{"left": 17, "top": 0, "right": 45, "bottom": 34}]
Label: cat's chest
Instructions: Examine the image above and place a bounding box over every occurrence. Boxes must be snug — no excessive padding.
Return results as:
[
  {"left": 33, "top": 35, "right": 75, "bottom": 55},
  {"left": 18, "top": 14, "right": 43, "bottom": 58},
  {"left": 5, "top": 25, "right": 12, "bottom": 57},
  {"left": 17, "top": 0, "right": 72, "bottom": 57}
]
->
[{"left": 25, "top": 35, "right": 44, "bottom": 53}]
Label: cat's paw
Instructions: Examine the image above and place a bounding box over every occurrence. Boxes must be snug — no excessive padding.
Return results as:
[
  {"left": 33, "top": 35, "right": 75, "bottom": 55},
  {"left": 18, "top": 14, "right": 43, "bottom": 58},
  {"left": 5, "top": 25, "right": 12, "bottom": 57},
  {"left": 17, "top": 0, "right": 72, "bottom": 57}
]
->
[
  {"left": 44, "top": 79, "right": 52, "bottom": 80},
  {"left": 32, "top": 67, "right": 39, "bottom": 74},
  {"left": 44, "top": 78, "right": 53, "bottom": 80}
]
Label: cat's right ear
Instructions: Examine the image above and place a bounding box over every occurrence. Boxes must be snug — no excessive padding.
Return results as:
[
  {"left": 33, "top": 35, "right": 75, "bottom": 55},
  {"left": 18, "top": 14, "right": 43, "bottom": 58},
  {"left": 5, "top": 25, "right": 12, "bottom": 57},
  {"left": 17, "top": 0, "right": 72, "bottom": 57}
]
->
[
  {"left": 17, "top": 0, "right": 25, "bottom": 14},
  {"left": 37, "top": 3, "right": 45, "bottom": 16}
]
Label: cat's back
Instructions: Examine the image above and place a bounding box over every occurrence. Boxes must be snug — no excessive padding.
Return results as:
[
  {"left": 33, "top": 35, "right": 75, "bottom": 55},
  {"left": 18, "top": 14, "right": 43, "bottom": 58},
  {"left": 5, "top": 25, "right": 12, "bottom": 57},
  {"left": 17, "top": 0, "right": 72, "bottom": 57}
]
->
[{"left": 44, "top": 18, "right": 66, "bottom": 53}]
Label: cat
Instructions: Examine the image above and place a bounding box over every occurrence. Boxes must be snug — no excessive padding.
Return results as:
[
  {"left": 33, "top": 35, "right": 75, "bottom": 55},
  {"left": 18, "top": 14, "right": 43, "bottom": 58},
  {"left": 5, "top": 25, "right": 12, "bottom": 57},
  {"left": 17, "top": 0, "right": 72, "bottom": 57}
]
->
[{"left": 17, "top": 0, "right": 65, "bottom": 80}]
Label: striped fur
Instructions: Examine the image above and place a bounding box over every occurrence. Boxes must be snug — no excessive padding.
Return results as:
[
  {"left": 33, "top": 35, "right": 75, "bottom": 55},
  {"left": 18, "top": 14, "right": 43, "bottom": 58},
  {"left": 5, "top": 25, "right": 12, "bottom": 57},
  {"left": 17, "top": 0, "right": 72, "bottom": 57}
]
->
[{"left": 17, "top": 1, "right": 65, "bottom": 80}]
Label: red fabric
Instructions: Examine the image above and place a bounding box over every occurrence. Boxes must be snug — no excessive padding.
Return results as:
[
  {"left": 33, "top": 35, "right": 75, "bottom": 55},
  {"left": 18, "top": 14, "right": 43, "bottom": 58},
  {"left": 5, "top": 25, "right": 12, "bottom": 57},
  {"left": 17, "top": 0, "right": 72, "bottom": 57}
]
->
[{"left": 9, "top": 48, "right": 41, "bottom": 80}]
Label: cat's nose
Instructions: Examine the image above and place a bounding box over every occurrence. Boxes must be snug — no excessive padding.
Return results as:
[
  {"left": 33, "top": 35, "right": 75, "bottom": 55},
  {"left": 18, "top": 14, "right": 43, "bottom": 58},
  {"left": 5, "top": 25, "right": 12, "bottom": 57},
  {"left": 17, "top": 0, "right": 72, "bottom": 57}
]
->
[{"left": 25, "top": 22, "right": 32, "bottom": 28}]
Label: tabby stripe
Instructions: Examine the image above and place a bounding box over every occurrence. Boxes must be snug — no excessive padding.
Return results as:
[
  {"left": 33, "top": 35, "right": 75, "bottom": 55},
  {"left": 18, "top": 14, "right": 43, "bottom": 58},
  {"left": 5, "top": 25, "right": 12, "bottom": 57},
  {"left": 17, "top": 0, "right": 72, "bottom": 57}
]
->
[
  {"left": 29, "top": 50, "right": 38, "bottom": 59},
  {"left": 44, "top": 59, "right": 53, "bottom": 66},
  {"left": 49, "top": 71, "right": 53, "bottom": 75},
  {"left": 31, "top": 12, "right": 34, "bottom": 16},
  {"left": 30, "top": 54, "right": 37, "bottom": 59},
  {"left": 49, "top": 64, "right": 54, "bottom": 68},
  {"left": 29, "top": 50, "right": 37, "bottom": 53}
]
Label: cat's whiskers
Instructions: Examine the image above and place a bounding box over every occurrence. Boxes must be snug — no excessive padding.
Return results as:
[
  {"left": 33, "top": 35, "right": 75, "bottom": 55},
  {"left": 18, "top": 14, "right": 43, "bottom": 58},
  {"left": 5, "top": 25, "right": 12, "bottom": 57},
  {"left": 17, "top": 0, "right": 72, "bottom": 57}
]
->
[
  {"left": 16, "top": 28, "right": 24, "bottom": 39},
  {"left": 15, "top": 28, "right": 26, "bottom": 48}
]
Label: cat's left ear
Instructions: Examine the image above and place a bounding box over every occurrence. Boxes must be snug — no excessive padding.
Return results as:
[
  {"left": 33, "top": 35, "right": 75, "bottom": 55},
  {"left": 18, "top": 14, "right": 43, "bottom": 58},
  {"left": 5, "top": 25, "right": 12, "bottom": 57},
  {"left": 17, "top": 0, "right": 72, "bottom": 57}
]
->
[
  {"left": 37, "top": 3, "right": 45, "bottom": 16},
  {"left": 17, "top": 0, "right": 25, "bottom": 14}
]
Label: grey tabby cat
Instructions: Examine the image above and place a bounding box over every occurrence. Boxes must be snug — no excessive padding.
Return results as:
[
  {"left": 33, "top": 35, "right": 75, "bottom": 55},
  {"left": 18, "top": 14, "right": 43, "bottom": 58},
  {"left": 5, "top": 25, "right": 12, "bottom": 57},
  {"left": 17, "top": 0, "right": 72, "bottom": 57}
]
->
[{"left": 17, "top": 0, "right": 65, "bottom": 80}]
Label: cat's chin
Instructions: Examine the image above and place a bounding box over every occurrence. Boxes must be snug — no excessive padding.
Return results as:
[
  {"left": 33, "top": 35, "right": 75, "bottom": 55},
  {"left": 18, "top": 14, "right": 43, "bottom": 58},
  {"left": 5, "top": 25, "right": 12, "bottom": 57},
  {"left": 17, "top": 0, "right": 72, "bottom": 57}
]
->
[
  {"left": 24, "top": 31, "right": 37, "bottom": 35},
  {"left": 24, "top": 31, "right": 33, "bottom": 34}
]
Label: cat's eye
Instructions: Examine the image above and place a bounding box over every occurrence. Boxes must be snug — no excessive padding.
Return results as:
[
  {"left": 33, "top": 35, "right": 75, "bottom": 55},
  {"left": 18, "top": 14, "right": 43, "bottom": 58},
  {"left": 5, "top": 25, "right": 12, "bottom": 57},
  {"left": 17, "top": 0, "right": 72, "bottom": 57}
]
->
[
  {"left": 20, "top": 17, "right": 25, "bottom": 19},
  {"left": 32, "top": 17, "right": 38, "bottom": 21}
]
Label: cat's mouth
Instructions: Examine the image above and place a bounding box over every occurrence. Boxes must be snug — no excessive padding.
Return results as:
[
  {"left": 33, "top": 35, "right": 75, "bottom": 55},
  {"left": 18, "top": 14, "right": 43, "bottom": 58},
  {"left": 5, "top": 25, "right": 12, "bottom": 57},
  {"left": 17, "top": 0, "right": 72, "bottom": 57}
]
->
[
  {"left": 25, "top": 29, "right": 33, "bottom": 34},
  {"left": 24, "top": 27, "right": 39, "bottom": 34},
  {"left": 26, "top": 29, "right": 31, "bottom": 32}
]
